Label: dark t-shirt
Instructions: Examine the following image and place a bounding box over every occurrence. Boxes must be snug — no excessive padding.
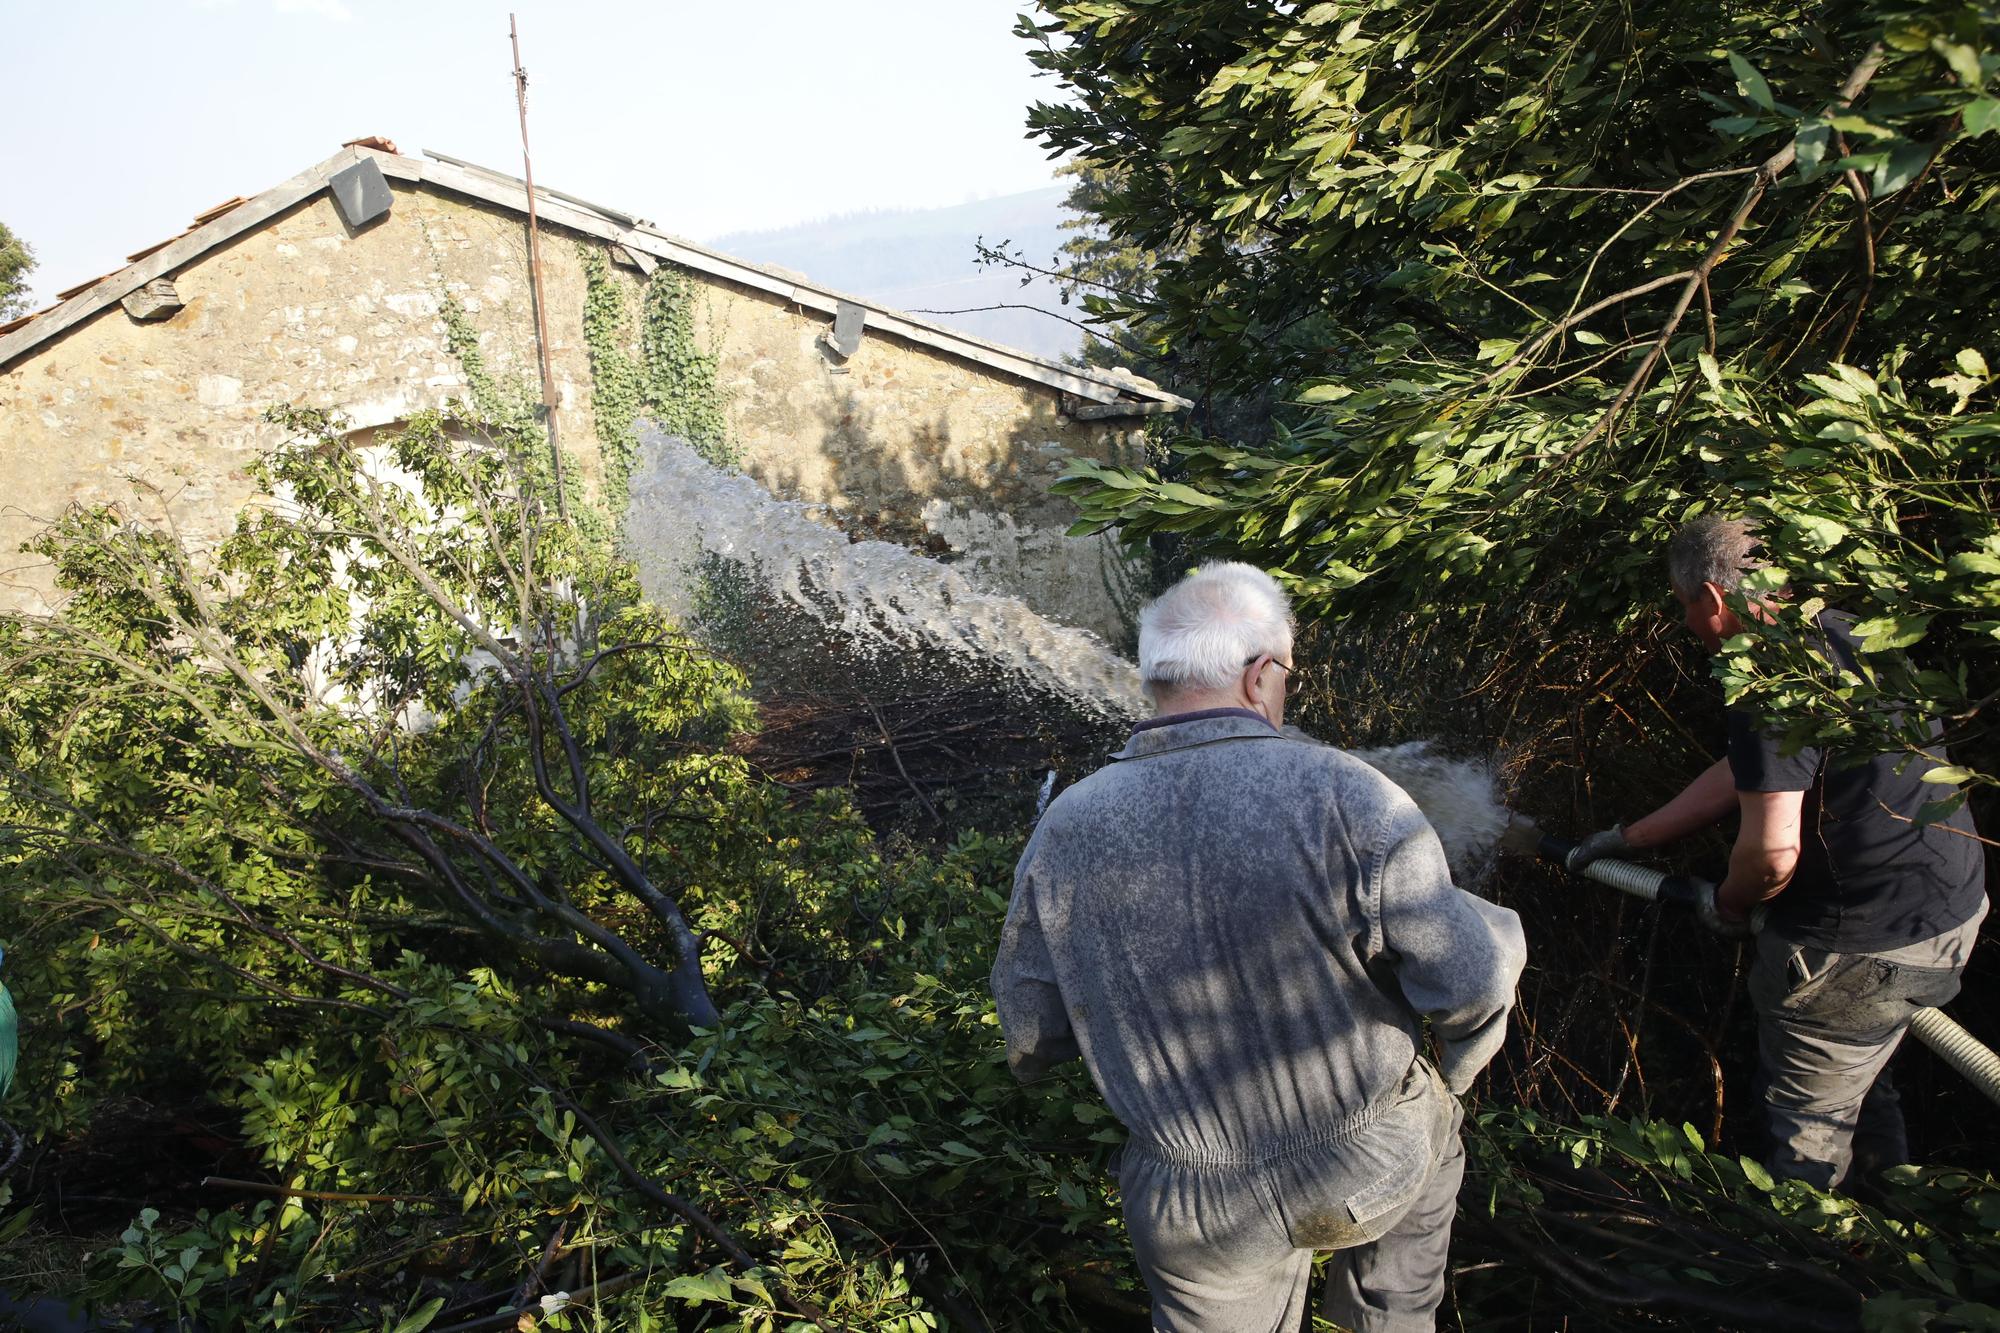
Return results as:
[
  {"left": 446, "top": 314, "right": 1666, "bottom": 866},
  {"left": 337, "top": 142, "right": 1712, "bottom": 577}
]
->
[{"left": 1726, "top": 610, "right": 1987, "bottom": 952}]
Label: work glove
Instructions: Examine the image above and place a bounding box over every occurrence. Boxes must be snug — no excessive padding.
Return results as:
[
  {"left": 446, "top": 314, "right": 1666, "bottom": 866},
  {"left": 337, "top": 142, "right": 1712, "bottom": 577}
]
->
[
  {"left": 1565, "top": 825, "right": 1632, "bottom": 873},
  {"left": 1693, "top": 880, "right": 1759, "bottom": 940}
]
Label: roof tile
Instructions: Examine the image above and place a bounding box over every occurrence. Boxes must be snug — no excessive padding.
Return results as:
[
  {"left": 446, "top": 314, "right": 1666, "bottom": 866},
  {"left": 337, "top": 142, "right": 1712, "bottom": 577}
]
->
[
  {"left": 55, "top": 271, "right": 119, "bottom": 301},
  {"left": 191, "top": 196, "right": 249, "bottom": 225}
]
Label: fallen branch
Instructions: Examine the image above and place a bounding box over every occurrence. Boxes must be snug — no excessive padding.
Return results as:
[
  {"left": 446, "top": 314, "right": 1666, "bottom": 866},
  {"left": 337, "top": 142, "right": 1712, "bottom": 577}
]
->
[
  {"left": 549, "top": 1092, "right": 846, "bottom": 1332},
  {"left": 511, "top": 1220, "right": 570, "bottom": 1313},
  {"left": 867, "top": 699, "right": 941, "bottom": 824},
  {"left": 201, "top": 1176, "right": 446, "bottom": 1206},
  {"left": 1461, "top": 1208, "right": 1861, "bottom": 1332}
]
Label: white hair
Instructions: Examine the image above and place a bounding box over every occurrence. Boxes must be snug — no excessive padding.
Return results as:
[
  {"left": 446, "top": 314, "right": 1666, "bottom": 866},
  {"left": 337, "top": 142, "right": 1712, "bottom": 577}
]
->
[
  {"left": 1137, "top": 562, "right": 1295, "bottom": 699},
  {"left": 1668, "top": 513, "right": 1764, "bottom": 599}
]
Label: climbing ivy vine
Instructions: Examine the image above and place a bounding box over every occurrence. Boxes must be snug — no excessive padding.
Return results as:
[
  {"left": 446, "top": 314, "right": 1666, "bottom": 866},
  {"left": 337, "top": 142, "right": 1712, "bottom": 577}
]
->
[
  {"left": 579, "top": 246, "right": 649, "bottom": 511},
  {"left": 435, "top": 289, "right": 612, "bottom": 546},
  {"left": 580, "top": 244, "right": 736, "bottom": 515},
  {"left": 639, "top": 267, "right": 733, "bottom": 469},
  {"left": 417, "top": 212, "right": 540, "bottom": 441},
  {"left": 436, "top": 292, "right": 539, "bottom": 438}
]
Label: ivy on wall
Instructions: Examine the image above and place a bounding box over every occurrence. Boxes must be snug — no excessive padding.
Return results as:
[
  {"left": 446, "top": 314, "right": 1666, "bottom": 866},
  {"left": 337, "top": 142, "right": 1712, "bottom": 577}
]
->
[
  {"left": 420, "top": 215, "right": 600, "bottom": 536},
  {"left": 579, "top": 246, "right": 649, "bottom": 511},
  {"left": 580, "top": 244, "right": 735, "bottom": 516},
  {"left": 418, "top": 212, "right": 540, "bottom": 440},
  {"left": 436, "top": 288, "right": 608, "bottom": 544},
  {"left": 423, "top": 220, "right": 733, "bottom": 521},
  {"left": 638, "top": 267, "right": 732, "bottom": 469},
  {"left": 437, "top": 292, "right": 540, "bottom": 437}
]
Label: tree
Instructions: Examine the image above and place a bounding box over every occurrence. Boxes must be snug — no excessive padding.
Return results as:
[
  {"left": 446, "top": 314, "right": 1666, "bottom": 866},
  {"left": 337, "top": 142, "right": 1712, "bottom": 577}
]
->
[
  {"left": 11, "top": 406, "right": 726, "bottom": 1038},
  {"left": 0, "top": 222, "right": 35, "bottom": 322},
  {"left": 976, "top": 160, "right": 1328, "bottom": 443},
  {"left": 1027, "top": 0, "right": 2000, "bottom": 800},
  {"left": 0, "top": 408, "right": 1131, "bottom": 1327}
]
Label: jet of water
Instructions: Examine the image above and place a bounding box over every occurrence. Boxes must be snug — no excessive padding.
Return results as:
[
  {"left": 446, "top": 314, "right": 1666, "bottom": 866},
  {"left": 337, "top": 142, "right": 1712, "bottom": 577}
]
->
[
  {"left": 1035, "top": 769, "right": 1060, "bottom": 819},
  {"left": 625, "top": 428, "right": 1146, "bottom": 715},
  {"left": 1350, "top": 741, "right": 1512, "bottom": 889}
]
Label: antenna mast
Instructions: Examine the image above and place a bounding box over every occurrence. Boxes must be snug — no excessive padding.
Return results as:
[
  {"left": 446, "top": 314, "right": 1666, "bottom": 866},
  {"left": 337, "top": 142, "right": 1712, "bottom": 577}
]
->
[{"left": 510, "top": 13, "right": 567, "bottom": 519}]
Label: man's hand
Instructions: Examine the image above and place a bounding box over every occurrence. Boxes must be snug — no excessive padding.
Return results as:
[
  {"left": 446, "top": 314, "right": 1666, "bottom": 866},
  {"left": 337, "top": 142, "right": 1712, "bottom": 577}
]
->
[
  {"left": 1694, "top": 880, "right": 1758, "bottom": 939},
  {"left": 1566, "top": 825, "right": 1632, "bottom": 873}
]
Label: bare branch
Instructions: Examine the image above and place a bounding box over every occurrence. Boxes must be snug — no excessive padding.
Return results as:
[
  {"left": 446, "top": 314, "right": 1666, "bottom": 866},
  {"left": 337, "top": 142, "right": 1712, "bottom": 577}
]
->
[{"left": 1566, "top": 43, "right": 1888, "bottom": 455}]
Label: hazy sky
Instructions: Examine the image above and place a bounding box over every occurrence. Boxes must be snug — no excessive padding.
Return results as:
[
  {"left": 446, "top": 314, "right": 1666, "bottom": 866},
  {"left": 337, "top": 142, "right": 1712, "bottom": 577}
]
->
[{"left": 3, "top": 1, "right": 1067, "bottom": 307}]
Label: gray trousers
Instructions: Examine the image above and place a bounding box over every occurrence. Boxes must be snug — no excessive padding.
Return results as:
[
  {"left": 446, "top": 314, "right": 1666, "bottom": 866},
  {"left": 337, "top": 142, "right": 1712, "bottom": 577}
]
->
[
  {"left": 1747, "top": 911, "right": 1983, "bottom": 1191},
  {"left": 1117, "top": 1062, "right": 1463, "bottom": 1333}
]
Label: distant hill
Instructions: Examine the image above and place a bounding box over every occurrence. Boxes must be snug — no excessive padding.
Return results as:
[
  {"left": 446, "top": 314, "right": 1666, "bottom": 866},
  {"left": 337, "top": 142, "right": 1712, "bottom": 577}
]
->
[{"left": 712, "top": 186, "right": 1086, "bottom": 364}]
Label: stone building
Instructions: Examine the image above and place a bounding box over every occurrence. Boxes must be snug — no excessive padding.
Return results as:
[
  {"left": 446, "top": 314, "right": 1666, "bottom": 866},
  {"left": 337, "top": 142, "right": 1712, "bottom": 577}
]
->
[{"left": 0, "top": 139, "right": 1182, "bottom": 638}]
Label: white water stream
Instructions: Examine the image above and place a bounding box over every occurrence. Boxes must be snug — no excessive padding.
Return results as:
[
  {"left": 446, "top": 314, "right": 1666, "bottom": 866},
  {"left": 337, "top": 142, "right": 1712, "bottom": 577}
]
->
[
  {"left": 1348, "top": 741, "right": 1512, "bottom": 887},
  {"left": 625, "top": 428, "right": 1147, "bottom": 714},
  {"left": 625, "top": 428, "right": 1512, "bottom": 882}
]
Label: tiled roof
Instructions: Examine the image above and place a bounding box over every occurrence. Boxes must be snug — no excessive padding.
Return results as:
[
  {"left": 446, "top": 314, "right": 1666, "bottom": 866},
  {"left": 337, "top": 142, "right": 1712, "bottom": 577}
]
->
[
  {"left": 0, "top": 142, "right": 1187, "bottom": 415},
  {"left": 0, "top": 194, "right": 251, "bottom": 337}
]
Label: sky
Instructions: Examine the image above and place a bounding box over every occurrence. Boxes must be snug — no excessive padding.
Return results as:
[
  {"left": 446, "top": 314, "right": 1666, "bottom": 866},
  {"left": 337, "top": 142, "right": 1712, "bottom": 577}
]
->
[{"left": 1, "top": 0, "right": 1069, "bottom": 308}]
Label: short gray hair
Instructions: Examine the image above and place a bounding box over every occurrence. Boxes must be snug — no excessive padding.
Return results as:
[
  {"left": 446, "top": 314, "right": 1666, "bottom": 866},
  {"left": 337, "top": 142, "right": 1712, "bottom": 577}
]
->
[
  {"left": 1668, "top": 514, "right": 1763, "bottom": 598},
  {"left": 1137, "top": 562, "right": 1294, "bottom": 698}
]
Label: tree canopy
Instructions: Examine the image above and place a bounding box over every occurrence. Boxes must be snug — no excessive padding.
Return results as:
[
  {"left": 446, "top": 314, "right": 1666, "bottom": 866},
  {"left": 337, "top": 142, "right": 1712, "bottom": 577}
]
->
[
  {"left": 0, "top": 222, "right": 35, "bottom": 322},
  {"left": 1031, "top": 0, "right": 2000, "bottom": 800}
]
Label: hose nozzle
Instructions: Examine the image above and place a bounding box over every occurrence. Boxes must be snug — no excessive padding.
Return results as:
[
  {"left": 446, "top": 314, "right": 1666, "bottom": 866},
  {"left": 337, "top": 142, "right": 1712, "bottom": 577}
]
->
[{"left": 1500, "top": 812, "right": 1543, "bottom": 858}]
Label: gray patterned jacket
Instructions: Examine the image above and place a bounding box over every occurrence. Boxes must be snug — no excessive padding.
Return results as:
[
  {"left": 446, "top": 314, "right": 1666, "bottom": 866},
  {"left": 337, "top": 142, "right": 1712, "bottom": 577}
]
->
[{"left": 992, "top": 710, "right": 1526, "bottom": 1163}]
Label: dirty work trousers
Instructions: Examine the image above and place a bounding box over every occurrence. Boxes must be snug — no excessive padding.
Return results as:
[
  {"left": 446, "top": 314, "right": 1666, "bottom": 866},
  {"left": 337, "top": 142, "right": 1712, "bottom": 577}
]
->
[
  {"left": 1117, "top": 1061, "right": 1463, "bottom": 1333},
  {"left": 1747, "top": 908, "right": 1984, "bottom": 1191}
]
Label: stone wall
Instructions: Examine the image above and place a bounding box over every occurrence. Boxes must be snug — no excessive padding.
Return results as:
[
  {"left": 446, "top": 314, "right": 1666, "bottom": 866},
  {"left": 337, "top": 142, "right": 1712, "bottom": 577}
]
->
[
  {"left": 0, "top": 183, "right": 1147, "bottom": 639},
  {"left": 688, "top": 270, "right": 1148, "bottom": 643},
  {"left": 0, "top": 187, "right": 599, "bottom": 609}
]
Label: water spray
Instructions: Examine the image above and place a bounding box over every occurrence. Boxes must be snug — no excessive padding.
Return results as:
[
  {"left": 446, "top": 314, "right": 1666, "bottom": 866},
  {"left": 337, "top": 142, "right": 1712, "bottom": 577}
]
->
[
  {"left": 1510, "top": 815, "right": 2000, "bottom": 1108},
  {"left": 625, "top": 430, "right": 1147, "bottom": 714}
]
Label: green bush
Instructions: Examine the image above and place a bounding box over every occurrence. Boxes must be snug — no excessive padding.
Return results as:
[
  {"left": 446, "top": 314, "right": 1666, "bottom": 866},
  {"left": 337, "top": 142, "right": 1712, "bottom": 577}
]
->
[{"left": 0, "top": 411, "right": 1124, "bottom": 1329}]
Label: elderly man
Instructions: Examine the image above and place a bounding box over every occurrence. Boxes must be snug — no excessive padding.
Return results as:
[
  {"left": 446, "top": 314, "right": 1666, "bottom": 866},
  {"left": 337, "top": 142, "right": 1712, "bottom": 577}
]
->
[
  {"left": 992, "top": 562, "right": 1526, "bottom": 1333},
  {"left": 1572, "top": 515, "right": 1988, "bottom": 1190}
]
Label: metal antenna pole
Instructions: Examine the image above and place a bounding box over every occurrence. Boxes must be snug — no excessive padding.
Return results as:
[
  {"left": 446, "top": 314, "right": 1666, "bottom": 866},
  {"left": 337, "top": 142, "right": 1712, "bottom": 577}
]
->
[{"left": 510, "top": 12, "right": 568, "bottom": 520}]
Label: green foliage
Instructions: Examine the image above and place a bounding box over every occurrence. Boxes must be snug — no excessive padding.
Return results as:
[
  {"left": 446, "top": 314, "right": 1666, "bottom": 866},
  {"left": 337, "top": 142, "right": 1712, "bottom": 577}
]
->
[
  {"left": 1707, "top": 354, "right": 2000, "bottom": 802},
  {"left": 0, "top": 411, "right": 1120, "bottom": 1328},
  {"left": 580, "top": 245, "right": 735, "bottom": 508},
  {"left": 1030, "top": 0, "right": 2000, "bottom": 784},
  {"left": 2, "top": 404, "right": 1998, "bottom": 1328},
  {"left": 1054, "top": 161, "right": 1157, "bottom": 307},
  {"left": 578, "top": 245, "right": 649, "bottom": 511},
  {"left": 436, "top": 291, "right": 540, "bottom": 439},
  {"left": 639, "top": 266, "right": 734, "bottom": 469},
  {"left": 0, "top": 974, "right": 14, "bottom": 1104},
  {"left": 1043, "top": 160, "right": 1335, "bottom": 443},
  {"left": 0, "top": 220, "right": 34, "bottom": 322},
  {"left": 1467, "top": 1109, "right": 2000, "bottom": 1329}
]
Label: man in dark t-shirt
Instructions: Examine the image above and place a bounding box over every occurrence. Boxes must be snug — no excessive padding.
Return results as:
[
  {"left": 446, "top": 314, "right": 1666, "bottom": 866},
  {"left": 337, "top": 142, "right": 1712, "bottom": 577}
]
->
[{"left": 1571, "top": 515, "right": 1988, "bottom": 1189}]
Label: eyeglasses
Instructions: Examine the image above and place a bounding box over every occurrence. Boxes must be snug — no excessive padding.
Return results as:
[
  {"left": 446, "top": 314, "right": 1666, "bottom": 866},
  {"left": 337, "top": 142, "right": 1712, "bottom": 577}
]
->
[{"left": 1244, "top": 654, "right": 1309, "bottom": 697}]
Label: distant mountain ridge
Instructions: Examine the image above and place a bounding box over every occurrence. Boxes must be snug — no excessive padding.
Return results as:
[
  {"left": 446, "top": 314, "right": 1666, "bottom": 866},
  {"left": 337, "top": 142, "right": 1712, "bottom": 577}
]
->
[{"left": 712, "top": 186, "right": 1085, "bottom": 364}]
